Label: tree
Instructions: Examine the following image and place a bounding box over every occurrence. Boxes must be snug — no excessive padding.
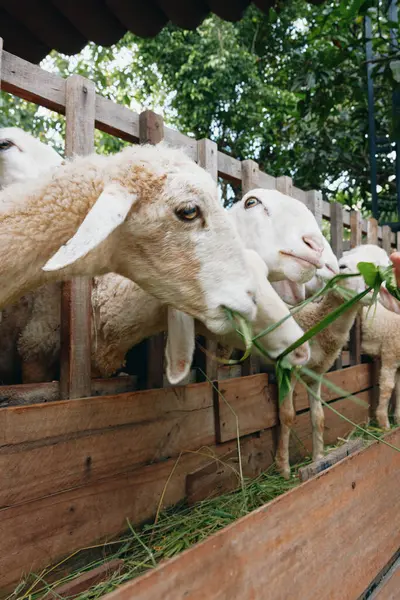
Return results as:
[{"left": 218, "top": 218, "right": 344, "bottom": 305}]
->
[{"left": 1, "top": 0, "right": 399, "bottom": 219}]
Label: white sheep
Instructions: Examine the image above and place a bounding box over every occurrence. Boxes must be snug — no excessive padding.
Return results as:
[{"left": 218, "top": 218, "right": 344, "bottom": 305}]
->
[
  {"left": 273, "top": 240, "right": 376, "bottom": 479},
  {"left": 0, "top": 130, "right": 323, "bottom": 387},
  {"left": 0, "top": 138, "right": 259, "bottom": 337},
  {"left": 338, "top": 244, "right": 400, "bottom": 430}
]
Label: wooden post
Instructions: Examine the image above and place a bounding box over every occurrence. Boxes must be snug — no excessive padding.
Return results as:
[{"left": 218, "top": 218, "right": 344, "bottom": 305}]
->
[
  {"left": 196, "top": 139, "right": 219, "bottom": 382},
  {"left": 306, "top": 190, "right": 323, "bottom": 228},
  {"left": 139, "top": 110, "right": 165, "bottom": 389},
  {"left": 241, "top": 159, "right": 261, "bottom": 376},
  {"left": 382, "top": 225, "right": 392, "bottom": 256},
  {"left": 397, "top": 232, "right": 400, "bottom": 252},
  {"left": 0, "top": 38, "right": 3, "bottom": 88},
  {"left": 330, "top": 203, "right": 343, "bottom": 369},
  {"left": 276, "top": 175, "right": 293, "bottom": 196},
  {"left": 349, "top": 211, "right": 362, "bottom": 366},
  {"left": 367, "top": 218, "right": 379, "bottom": 245},
  {"left": 60, "top": 75, "right": 95, "bottom": 400}
]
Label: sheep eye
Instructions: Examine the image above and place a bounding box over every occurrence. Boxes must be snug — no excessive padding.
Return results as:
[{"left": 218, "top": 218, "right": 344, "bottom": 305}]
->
[
  {"left": 339, "top": 264, "right": 347, "bottom": 270},
  {"left": 0, "top": 139, "right": 14, "bottom": 151},
  {"left": 175, "top": 205, "right": 200, "bottom": 221},
  {"left": 244, "top": 196, "right": 261, "bottom": 209}
]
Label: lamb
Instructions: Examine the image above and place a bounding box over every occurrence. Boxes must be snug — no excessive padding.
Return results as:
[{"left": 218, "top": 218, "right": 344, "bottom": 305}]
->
[
  {"left": 274, "top": 241, "right": 376, "bottom": 479},
  {"left": 338, "top": 244, "right": 399, "bottom": 430},
  {"left": 0, "top": 138, "right": 260, "bottom": 337}
]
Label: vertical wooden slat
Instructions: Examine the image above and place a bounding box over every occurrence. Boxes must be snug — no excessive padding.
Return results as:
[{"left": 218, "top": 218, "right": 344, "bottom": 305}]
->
[
  {"left": 330, "top": 203, "right": 343, "bottom": 369},
  {"left": 367, "top": 218, "right": 379, "bottom": 245},
  {"left": 349, "top": 211, "right": 362, "bottom": 366},
  {"left": 241, "top": 159, "right": 261, "bottom": 376},
  {"left": 397, "top": 232, "right": 400, "bottom": 252},
  {"left": 139, "top": 110, "right": 165, "bottom": 389},
  {"left": 276, "top": 175, "right": 293, "bottom": 196},
  {"left": 0, "top": 38, "right": 3, "bottom": 88},
  {"left": 306, "top": 190, "right": 323, "bottom": 228},
  {"left": 382, "top": 225, "right": 392, "bottom": 256},
  {"left": 197, "top": 139, "right": 218, "bottom": 382},
  {"left": 60, "top": 75, "right": 95, "bottom": 400}
]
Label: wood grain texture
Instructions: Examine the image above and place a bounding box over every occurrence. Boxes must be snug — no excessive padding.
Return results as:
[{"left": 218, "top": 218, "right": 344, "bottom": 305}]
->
[
  {"left": 60, "top": 75, "right": 95, "bottom": 400},
  {"left": 368, "top": 218, "right": 379, "bottom": 245},
  {"left": 306, "top": 190, "right": 323, "bottom": 227},
  {"left": 0, "top": 376, "right": 137, "bottom": 407},
  {"left": 197, "top": 139, "right": 220, "bottom": 381},
  {"left": 139, "top": 110, "right": 165, "bottom": 389},
  {"left": 42, "top": 559, "right": 124, "bottom": 599},
  {"left": 186, "top": 430, "right": 275, "bottom": 504},
  {"left": 370, "top": 560, "right": 400, "bottom": 600},
  {"left": 102, "top": 429, "right": 400, "bottom": 600},
  {"left": 0, "top": 440, "right": 238, "bottom": 591},
  {"left": 215, "top": 374, "right": 276, "bottom": 443},
  {"left": 276, "top": 175, "right": 293, "bottom": 196},
  {"left": 382, "top": 225, "right": 393, "bottom": 256}
]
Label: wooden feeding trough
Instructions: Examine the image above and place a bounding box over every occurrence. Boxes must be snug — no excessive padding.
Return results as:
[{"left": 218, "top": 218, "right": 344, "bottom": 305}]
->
[{"left": 0, "top": 41, "right": 399, "bottom": 599}]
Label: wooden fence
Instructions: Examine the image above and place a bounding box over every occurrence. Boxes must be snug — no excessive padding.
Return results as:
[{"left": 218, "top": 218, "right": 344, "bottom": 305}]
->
[{"left": 0, "top": 40, "right": 396, "bottom": 594}]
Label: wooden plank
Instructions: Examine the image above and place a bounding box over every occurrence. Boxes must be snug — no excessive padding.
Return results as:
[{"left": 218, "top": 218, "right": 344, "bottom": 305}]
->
[
  {"left": 60, "top": 75, "right": 95, "bottom": 400},
  {"left": 349, "top": 211, "right": 362, "bottom": 365},
  {"left": 0, "top": 438, "right": 239, "bottom": 591},
  {"left": 1, "top": 49, "right": 66, "bottom": 113},
  {"left": 214, "top": 374, "right": 276, "bottom": 443},
  {"left": 306, "top": 190, "right": 323, "bottom": 228},
  {"left": 276, "top": 175, "right": 293, "bottom": 196},
  {"left": 0, "top": 388, "right": 214, "bottom": 508},
  {"left": 197, "top": 139, "right": 219, "bottom": 382},
  {"left": 368, "top": 218, "right": 379, "bottom": 245},
  {"left": 0, "top": 376, "right": 137, "bottom": 407},
  {"left": 42, "top": 559, "right": 125, "bottom": 599},
  {"left": 382, "top": 225, "right": 393, "bottom": 256},
  {"left": 397, "top": 231, "right": 400, "bottom": 252},
  {"left": 95, "top": 95, "right": 139, "bottom": 142},
  {"left": 257, "top": 170, "right": 276, "bottom": 189},
  {"left": 0, "top": 382, "right": 212, "bottom": 446},
  {"left": 241, "top": 159, "right": 261, "bottom": 377},
  {"left": 164, "top": 128, "right": 197, "bottom": 161},
  {"left": 293, "top": 364, "right": 373, "bottom": 412},
  {"left": 291, "top": 186, "right": 307, "bottom": 204},
  {"left": 102, "top": 428, "right": 400, "bottom": 600},
  {"left": 217, "top": 151, "right": 241, "bottom": 182},
  {"left": 186, "top": 430, "right": 275, "bottom": 504},
  {"left": 330, "top": 202, "right": 344, "bottom": 369},
  {"left": 298, "top": 439, "right": 364, "bottom": 482},
  {"left": 0, "top": 39, "right": 3, "bottom": 91},
  {"left": 139, "top": 110, "right": 165, "bottom": 390},
  {"left": 370, "top": 559, "right": 400, "bottom": 600}
]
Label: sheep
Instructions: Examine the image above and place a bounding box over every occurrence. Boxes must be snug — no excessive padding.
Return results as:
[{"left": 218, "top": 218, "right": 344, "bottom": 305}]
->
[
  {"left": 0, "top": 140, "right": 260, "bottom": 337},
  {"left": 16, "top": 249, "right": 310, "bottom": 385},
  {"left": 274, "top": 241, "right": 377, "bottom": 479},
  {"left": 0, "top": 130, "right": 323, "bottom": 386},
  {"left": 0, "top": 127, "right": 62, "bottom": 189},
  {"left": 337, "top": 244, "right": 400, "bottom": 430}
]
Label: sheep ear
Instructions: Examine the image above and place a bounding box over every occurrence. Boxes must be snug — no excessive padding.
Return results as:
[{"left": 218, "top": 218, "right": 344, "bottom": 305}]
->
[
  {"left": 42, "top": 184, "right": 137, "bottom": 271},
  {"left": 165, "top": 308, "right": 195, "bottom": 385},
  {"left": 379, "top": 285, "right": 400, "bottom": 314}
]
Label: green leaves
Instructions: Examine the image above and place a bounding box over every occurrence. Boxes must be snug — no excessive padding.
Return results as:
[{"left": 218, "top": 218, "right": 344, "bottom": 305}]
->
[
  {"left": 357, "top": 261, "right": 400, "bottom": 302},
  {"left": 276, "top": 360, "right": 293, "bottom": 406}
]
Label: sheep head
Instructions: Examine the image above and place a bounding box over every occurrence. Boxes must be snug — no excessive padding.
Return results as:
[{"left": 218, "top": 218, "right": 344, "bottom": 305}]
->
[
  {"left": 0, "top": 127, "right": 62, "bottom": 189},
  {"left": 230, "top": 188, "right": 325, "bottom": 284},
  {"left": 42, "top": 144, "right": 257, "bottom": 336}
]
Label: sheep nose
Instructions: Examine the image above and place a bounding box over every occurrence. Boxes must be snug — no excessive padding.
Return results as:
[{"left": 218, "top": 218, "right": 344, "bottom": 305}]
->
[
  {"left": 303, "top": 235, "right": 324, "bottom": 255},
  {"left": 247, "top": 290, "right": 257, "bottom": 306},
  {"left": 287, "top": 342, "right": 310, "bottom": 366}
]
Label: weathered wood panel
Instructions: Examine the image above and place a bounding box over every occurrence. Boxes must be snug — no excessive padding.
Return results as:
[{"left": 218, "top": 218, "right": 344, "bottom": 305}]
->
[
  {"left": 0, "top": 440, "right": 238, "bottom": 591},
  {"left": 60, "top": 75, "right": 95, "bottom": 400},
  {"left": 103, "top": 428, "right": 400, "bottom": 600},
  {"left": 370, "top": 559, "right": 400, "bottom": 600}
]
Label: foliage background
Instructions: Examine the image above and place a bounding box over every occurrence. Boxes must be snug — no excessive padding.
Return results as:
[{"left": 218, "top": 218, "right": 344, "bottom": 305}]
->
[{"left": 1, "top": 0, "right": 399, "bottom": 218}]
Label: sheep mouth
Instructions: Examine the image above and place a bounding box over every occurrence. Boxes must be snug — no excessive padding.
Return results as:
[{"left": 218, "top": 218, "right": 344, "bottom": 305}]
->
[
  {"left": 325, "top": 264, "right": 339, "bottom": 275},
  {"left": 280, "top": 251, "right": 323, "bottom": 269}
]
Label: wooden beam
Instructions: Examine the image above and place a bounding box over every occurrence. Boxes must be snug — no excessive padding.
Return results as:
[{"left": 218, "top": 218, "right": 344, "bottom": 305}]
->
[
  {"left": 349, "top": 211, "right": 362, "bottom": 365},
  {"left": 330, "top": 202, "right": 344, "bottom": 369},
  {"left": 306, "top": 190, "right": 323, "bottom": 228},
  {"left": 197, "top": 139, "right": 219, "bottom": 382},
  {"left": 367, "top": 218, "right": 379, "bottom": 245},
  {"left": 102, "top": 428, "right": 400, "bottom": 600},
  {"left": 139, "top": 110, "right": 165, "bottom": 389},
  {"left": 241, "top": 159, "right": 261, "bottom": 376},
  {"left": 60, "top": 75, "right": 95, "bottom": 400},
  {"left": 382, "top": 225, "right": 393, "bottom": 256},
  {"left": 276, "top": 175, "right": 293, "bottom": 196}
]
